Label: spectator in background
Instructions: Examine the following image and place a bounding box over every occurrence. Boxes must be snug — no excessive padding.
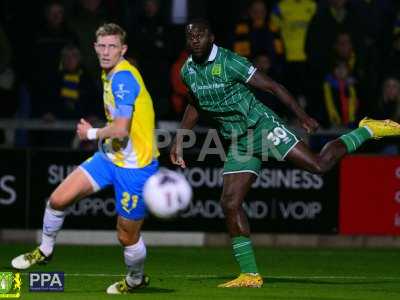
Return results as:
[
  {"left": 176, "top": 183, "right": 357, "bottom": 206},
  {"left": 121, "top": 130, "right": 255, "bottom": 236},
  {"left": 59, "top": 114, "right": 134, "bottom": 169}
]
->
[
  {"left": 333, "top": 32, "right": 356, "bottom": 66},
  {"left": 69, "top": 0, "right": 109, "bottom": 81},
  {"left": 0, "top": 23, "right": 13, "bottom": 89},
  {"left": 383, "top": 33, "right": 400, "bottom": 80},
  {"left": 332, "top": 31, "right": 374, "bottom": 115},
  {"left": 332, "top": 32, "right": 356, "bottom": 73},
  {"left": 271, "top": 0, "right": 316, "bottom": 101},
  {"left": 377, "top": 77, "right": 400, "bottom": 154},
  {"left": 352, "top": 0, "right": 394, "bottom": 58},
  {"left": 0, "top": 23, "right": 15, "bottom": 117},
  {"left": 229, "top": 0, "right": 284, "bottom": 77},
  {"left": 305, "top": 0, "right": 363, "bottom": 79},
  {"left": 55, "top": 44, "right": 101, "bottom": 121},
  {"left": 349, "top": 0, "right": 394, "bottom": 117},
  {"left": 169, "top": 50, "right": 189, "bottom": 117},
  {"left": 305, "top": 0, "right": 363, "bottom": 119},
  {"left": 32, "top": 44, "right": 101, "bottom": 148},
  {"left": 56, "top": 44, "right": 102, "bottom": 148},
  {"left": 323, "top": 60, "right": 358, "bottom": 128},
  {"left": 132, "top": 0, "right": 172, "bottom": 118},
  {"left": 251, "top": 52, "right": 287, "bottom": 118},
  {"left": 0, "top": 23, "right": 15, "bottom": 145},
  {"left": 378, "top": 77, "right": 400, "bottom": 122},
  {"left": 30, "top": 0, "right": 79, "bottom": 119}
]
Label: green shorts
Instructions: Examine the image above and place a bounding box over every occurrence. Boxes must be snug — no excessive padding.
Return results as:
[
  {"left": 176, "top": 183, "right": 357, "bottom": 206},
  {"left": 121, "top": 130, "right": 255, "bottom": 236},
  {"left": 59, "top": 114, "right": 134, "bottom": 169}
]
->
[{"left": 223, "top": 111, "right": 300, "bottom": 175}]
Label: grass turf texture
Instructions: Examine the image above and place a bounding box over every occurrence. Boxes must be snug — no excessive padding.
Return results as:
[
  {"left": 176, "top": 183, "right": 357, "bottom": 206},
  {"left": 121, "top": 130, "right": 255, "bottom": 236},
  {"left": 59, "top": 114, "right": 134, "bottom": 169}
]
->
[{"left": 1, "top": 244, "right": 400, "bottom": 299}]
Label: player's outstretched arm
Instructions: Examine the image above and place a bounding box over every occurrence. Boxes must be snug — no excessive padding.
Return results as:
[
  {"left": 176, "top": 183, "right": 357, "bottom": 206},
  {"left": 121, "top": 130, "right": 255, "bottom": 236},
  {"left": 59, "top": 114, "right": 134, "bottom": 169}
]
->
[
  {"left": 76, "top": 117, "right": 130, "bottom": 141},
  {"left": 170, "top": 103, "right": 199, "bottom": 168},
  {"left": 248, "top": 71, "right": 319, "bottom": 133}
]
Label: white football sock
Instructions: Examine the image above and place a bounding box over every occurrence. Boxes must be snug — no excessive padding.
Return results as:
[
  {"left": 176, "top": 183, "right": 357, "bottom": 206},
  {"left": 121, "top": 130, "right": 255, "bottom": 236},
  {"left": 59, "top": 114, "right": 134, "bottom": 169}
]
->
[
  {"left": 39, "top": 202, "right": 65, "bottom": 257},
  {"left": 124, "top": 236, "right": 146, "bottom": 287}
]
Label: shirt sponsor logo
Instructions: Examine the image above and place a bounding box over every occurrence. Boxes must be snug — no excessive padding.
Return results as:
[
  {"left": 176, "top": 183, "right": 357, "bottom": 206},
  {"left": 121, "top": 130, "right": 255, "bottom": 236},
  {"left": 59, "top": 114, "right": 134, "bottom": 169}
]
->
[{"left": 191, "top": 83, "right": 225, "bottom": 93}]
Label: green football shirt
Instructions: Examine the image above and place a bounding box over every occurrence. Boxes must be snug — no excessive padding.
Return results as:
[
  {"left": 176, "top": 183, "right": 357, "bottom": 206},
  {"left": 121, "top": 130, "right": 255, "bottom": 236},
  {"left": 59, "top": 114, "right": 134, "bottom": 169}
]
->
[{"left": 181, "top": 45, "right": 269, "bottom": 138}]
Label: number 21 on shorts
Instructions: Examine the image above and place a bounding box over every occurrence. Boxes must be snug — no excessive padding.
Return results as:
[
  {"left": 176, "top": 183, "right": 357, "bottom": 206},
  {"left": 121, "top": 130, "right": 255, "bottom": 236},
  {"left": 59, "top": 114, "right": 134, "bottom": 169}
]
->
[{"left": 120, "top": 192, "right": 138, "bottom": 213}]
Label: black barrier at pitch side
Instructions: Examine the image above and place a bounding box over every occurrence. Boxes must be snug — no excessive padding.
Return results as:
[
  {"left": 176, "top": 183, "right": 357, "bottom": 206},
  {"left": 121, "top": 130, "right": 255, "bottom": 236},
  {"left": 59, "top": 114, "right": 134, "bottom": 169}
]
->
[{"left": 0, "top": 149, "right": 338, "bottom": 233}]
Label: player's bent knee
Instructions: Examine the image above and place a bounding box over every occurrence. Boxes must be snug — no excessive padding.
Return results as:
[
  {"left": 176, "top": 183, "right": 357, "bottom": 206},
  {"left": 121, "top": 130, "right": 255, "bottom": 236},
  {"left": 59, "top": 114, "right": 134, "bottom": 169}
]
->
[
  {"left": 116, "top": 225, "right": 140, "bottom": 246},
  {"left": 116, "top": 217, "right": 143, "bottom": 246},
  {"left": 48, "top": 194, "right": 69, "bottom": 211},
  {"left": 117, "top": 231, "right": 138, "bottom": 246},
  {"left": 48, "top": 190, "right": 75, "bottom": 210},
  {"left": 117, "top": 233, "right": 128, "bottom": 246}
]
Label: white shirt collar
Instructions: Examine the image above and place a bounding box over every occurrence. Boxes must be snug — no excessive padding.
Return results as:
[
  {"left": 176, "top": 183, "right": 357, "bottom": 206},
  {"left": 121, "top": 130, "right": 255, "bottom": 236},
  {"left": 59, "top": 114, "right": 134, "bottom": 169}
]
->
[
  {"left": 188, "top": 44, "right": 218, "bottom": 63},
  {"left": 208, "top": 44, "right": 218, "bottom": 61}
]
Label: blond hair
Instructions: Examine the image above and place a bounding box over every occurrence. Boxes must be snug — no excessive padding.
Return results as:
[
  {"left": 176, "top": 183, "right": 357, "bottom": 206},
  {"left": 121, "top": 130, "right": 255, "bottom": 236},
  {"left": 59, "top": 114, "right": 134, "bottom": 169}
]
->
[{"left": 95, "top": 23, "right": 127, "bottom": 44}]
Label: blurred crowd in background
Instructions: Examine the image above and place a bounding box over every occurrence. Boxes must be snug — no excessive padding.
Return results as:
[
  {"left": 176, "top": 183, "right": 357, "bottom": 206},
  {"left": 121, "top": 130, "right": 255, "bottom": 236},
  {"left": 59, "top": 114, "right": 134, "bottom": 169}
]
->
[{"left": 0, "top": 0, "right": 400, "bottom": 151}]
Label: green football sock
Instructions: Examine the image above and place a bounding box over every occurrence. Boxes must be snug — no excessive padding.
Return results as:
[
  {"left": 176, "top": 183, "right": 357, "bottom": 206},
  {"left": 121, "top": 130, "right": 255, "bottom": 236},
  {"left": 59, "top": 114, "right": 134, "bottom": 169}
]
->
[
  {"left": 339, "top": 127, "right": 373, "bottom": 153},
  {"left": 232, "top": 236, "right": 258, "bottom": 274}
]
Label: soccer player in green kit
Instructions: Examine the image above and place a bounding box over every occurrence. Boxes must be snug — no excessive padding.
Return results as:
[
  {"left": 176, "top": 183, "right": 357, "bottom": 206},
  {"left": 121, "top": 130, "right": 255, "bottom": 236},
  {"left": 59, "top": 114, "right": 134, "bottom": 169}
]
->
[{"left": 170, "top": 19, "right": 400, "bottom": 288}]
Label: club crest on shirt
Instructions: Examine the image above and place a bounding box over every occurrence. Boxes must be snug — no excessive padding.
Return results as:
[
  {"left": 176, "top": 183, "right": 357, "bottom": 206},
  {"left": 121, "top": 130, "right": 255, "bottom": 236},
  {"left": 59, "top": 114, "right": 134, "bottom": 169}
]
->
[
  {"left": 115, "top": 83, "right": 130, "bottom": 100},
  {"left": 212, "top": 64, "right": 222, "bottom": 76}
]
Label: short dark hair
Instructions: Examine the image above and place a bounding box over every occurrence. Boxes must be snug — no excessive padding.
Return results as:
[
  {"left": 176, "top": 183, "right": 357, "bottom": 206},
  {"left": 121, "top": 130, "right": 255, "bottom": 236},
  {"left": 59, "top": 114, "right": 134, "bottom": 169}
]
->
[{"left": 186, "top": 18, "right": 213, "bottom": 34}]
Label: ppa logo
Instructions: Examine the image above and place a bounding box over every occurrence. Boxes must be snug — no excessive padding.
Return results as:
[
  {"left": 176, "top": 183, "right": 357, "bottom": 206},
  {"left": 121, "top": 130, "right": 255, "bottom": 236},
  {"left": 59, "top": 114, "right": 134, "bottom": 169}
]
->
[{"left": 29, "top": 272, "right": 64, "bottom": 292}]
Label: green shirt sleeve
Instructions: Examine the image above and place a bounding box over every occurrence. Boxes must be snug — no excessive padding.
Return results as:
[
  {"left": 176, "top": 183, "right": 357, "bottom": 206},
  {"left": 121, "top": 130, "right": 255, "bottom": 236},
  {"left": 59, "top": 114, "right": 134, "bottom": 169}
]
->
[
  {"left": 180, "top": 64, "right": 189, "bottom": 87},
  {"left": 180, "top": 69, "right": 186, "bottom": 85},
  {"left": 226, "top": 52, "right": 257, "bottom": 83}
]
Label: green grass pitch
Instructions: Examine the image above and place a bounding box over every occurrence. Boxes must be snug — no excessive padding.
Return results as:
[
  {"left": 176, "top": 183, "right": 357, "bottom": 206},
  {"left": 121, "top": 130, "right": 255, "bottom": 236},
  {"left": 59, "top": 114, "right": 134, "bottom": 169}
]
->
[{"left": 1, "top": 244, "right": 400, "bottom": 299}]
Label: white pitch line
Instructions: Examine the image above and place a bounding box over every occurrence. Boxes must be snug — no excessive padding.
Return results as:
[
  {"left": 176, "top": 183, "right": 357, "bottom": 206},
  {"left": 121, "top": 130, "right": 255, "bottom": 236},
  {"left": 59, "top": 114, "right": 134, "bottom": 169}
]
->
[{"left": 19, "top": 273, "right": 400, "bottom": 280}]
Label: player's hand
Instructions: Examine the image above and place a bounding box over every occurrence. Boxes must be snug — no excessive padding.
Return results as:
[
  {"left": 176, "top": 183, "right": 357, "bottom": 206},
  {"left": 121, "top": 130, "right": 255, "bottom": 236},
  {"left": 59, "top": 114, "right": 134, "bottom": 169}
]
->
[
  {"left": 170, "top": 141, "right": 186, "bottom": 168},
  {"left": 77, "top": 118, "right": 93, "bottom": 140},
  {"left": 299, "top": 115, "right": 319, "bottom": 134}
]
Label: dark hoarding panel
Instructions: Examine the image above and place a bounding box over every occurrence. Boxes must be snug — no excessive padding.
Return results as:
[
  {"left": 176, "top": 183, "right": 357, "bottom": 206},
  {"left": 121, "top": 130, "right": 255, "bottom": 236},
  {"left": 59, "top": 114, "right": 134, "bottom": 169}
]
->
[
  {"left": 0, "top": 149, "right": 28, "bottom": 228},
  {"left": 4, "top": 149, "right": 338, "bottom": 233}
]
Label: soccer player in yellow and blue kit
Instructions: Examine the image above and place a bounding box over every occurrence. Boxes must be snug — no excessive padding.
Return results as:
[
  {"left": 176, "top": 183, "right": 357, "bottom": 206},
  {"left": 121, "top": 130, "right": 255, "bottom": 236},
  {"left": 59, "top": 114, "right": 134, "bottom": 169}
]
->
[{"left": 11, "top": 23, "right": 159, "bottom": 294}]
